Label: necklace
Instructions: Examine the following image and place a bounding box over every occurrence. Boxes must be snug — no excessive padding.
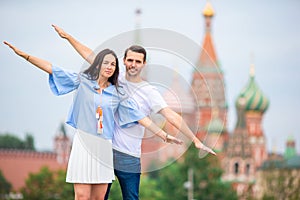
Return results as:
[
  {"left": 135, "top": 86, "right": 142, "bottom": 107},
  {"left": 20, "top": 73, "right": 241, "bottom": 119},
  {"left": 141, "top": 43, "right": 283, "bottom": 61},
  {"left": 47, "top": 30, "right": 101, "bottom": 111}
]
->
[
  {"left": 96, "top": 88, "right": 104, "bottom": 134},
  {"left": 96, "top": 80, "right": 111, "bottom": 134}
]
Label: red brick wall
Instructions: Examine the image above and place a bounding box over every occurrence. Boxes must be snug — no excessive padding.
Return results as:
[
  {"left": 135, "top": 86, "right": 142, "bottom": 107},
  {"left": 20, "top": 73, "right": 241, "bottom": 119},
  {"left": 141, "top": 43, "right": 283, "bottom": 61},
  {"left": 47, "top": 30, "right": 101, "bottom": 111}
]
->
[{"left": 0, "top": 150, "right": 67, "bottom": 191}]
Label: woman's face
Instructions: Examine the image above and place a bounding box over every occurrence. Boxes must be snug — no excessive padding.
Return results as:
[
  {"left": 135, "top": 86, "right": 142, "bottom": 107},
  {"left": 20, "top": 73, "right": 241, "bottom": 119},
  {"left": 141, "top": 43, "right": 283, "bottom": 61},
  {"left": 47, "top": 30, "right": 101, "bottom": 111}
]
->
[{"left": 99, "top": 54, "right": 116, "bottom": 79}]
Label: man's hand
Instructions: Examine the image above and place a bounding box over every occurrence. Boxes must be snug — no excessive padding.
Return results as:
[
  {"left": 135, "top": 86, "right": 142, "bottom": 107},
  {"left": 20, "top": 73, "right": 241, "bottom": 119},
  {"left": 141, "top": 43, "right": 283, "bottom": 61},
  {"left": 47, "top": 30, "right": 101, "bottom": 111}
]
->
[
  {"left": 165, "top": 134, "right": 183, "bottom": 145},
  {"left": 194, "top": 138, "right": 217, "bottom": 155}
]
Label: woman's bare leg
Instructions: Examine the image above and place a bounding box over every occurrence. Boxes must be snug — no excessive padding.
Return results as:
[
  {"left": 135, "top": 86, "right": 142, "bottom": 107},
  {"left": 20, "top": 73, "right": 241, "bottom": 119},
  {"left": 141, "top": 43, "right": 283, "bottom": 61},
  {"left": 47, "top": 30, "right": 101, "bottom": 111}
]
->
[
  {"left": 91, "top": 183, "right": 108, "bottom": 200},
  {"left": 74, "top": 183, "right": 91, "bottom": 200}
]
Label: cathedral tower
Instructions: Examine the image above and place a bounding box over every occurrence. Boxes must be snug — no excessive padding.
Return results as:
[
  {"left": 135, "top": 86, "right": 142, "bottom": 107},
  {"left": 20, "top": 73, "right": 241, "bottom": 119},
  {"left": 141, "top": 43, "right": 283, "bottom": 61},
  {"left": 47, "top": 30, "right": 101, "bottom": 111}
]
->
[
  {"left": 222, "top": 63, "right": 269, "bottom": 196},
  {"left": 222, "top": 94, "right": 255, "bottom": 195},
  {"left": 191, "top": 2, "right": 228, "bottom": 150},
  {"left": 54, "top": 123, "right": 71, "bottom": 164},
  {"left": 239, "top": 64, "right": 269, "bottom": 168}
]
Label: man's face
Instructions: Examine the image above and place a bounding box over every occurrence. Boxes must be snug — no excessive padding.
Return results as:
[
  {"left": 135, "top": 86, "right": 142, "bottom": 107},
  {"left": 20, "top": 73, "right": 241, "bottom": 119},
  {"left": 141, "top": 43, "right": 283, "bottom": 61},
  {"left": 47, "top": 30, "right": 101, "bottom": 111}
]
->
[{"left": 123, "top": 50, "right": 145, "bottom": 77}]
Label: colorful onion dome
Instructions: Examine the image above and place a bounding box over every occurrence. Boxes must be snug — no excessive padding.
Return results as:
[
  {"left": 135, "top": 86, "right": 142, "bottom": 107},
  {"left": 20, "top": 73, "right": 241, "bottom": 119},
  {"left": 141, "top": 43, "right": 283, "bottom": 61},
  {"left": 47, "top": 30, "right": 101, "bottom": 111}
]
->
[
  {"left": 206, "top": 117, "right": 224, "bottom": 133},
  {"left": 236, "top": 65, "right": 269, "bottom": 113},
  {"left": 205, "top": 108, "right": 225, "bottom": 133}
]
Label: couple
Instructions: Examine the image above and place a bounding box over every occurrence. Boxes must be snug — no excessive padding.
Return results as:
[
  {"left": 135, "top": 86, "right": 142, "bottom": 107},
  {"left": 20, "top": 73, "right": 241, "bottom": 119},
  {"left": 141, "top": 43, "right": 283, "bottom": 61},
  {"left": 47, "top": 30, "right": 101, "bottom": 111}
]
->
[{"left": 4, "top": 25, "right": 216, "bottom": 200}]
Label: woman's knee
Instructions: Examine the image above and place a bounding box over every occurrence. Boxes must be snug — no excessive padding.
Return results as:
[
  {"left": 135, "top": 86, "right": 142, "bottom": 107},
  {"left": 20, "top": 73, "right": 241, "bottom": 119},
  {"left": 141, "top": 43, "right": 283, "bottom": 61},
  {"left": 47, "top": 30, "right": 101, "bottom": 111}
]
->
[
  {"left": 91, "top": 184, "right": 108, "bottom": 200},
  {"left": 75, "top": 193, "right": 91, "bottom": 200},
  {"left": 91, "top": 193, "right": 105, "bottom": 200},
  {"left": 74, "top": 184, "right": 91, "bottom": 200}
]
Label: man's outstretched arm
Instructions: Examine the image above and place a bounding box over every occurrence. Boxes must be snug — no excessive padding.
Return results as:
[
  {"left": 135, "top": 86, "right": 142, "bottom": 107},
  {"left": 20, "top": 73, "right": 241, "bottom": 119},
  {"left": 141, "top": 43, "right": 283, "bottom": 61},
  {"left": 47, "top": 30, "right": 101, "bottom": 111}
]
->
[
  {"left": 52, "top": 24, "right": 95, "bottom": 64},
  {"left": 138, "top": 117, "right": 183, "bottom": 145},
  {"left": 159, "top": 107, "right": 216, "bottom": 155}
]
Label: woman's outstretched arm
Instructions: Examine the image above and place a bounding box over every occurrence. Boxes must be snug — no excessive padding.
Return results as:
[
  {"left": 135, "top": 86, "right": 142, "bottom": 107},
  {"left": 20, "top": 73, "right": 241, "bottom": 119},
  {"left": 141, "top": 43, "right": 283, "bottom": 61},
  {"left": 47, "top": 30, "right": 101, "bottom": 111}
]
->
[
  {"left": 52, "top": 24, "right": 95, "bottom": 64},
  {"left": 4, "top": 41, "right": 52, "bottom": 74}
]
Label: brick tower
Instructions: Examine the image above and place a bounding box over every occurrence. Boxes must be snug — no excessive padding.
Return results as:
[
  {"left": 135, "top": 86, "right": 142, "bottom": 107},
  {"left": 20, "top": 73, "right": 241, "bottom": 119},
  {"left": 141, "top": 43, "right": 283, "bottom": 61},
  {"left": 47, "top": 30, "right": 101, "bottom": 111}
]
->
[
  {"left": 240, "top": 65, "right": 269, "bottom": 168},
  {"left": 191, "top": 2, "right": 228, "bottom": 151}
]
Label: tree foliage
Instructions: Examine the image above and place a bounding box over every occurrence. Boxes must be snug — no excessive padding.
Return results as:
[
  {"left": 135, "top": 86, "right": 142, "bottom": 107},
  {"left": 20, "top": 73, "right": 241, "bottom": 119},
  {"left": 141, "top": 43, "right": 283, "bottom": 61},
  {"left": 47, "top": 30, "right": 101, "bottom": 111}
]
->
[
  {"left": 262, "top": 168, "right": 300, "bottom": 200},
  {"left": 23, "top": 134, "right": 35, "bottom": 150},
  {"left": 106, "top": 180, "right": 122, "bottom": 200},
  {"left": 0, "top": 170, "right": 12, "bottom": 196},
  {"left": 140, "top": 175, "right": 163, "bottom": 199},
  {"left": 0, "top": 133, "right": 35, "bottom": 150},
  {"left": 21, "top": 167, "right": 73, "bottom": 200},
  {"left": 154, "top": 145, "right": 238, "bottom": 200},
  {"left": 107, "top": 175, "right": 163, "bottom": 200}
]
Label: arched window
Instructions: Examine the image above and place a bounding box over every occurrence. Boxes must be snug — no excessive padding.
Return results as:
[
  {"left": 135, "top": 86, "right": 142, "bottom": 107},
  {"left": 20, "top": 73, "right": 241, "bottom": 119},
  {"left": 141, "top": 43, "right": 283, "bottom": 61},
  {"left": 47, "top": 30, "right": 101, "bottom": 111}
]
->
[
  {"left": 246, "top": 164, "right": 250, "bottom": 175},
  {"left": 234, "top": 162, "right": 239, "bottom": 174}
]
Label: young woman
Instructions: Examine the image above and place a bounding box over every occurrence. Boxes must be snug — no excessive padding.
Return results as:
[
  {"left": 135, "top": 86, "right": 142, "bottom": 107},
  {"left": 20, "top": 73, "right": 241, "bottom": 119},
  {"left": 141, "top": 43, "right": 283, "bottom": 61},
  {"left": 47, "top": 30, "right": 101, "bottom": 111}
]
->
[{"left": 4, "top": 41, "right": 182, "bottom": 200}]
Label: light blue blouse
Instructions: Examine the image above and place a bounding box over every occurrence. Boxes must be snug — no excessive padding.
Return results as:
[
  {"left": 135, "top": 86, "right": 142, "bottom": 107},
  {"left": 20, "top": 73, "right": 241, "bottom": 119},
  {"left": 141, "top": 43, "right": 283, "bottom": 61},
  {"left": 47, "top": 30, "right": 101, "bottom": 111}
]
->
[{"left": 48, "top": 66, "right": 145, "bottom": 139}]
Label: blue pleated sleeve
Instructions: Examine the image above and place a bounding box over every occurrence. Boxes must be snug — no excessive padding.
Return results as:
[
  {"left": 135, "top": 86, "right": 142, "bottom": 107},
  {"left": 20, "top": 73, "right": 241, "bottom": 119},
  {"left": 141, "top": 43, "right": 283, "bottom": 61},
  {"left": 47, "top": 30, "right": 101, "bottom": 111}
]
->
[
  {"left": 48, "top": 66, "right": 80, "bottom": 95},
  {"left": 117, "top": 97, "right": 146, "bottom": 128}
]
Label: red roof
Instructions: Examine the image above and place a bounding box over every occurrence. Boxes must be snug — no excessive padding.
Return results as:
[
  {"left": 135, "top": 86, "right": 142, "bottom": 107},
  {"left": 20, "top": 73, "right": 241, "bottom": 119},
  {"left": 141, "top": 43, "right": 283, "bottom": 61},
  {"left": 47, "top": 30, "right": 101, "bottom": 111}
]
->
[{"left": 198, "top": 32, "right": 218, "bottom": 67}]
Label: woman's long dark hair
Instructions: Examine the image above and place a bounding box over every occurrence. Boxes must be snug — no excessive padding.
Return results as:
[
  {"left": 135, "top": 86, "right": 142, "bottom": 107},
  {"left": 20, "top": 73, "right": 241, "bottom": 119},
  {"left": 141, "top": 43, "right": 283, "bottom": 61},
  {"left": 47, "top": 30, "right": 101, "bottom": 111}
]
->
[{"left": 83, "top": 49, "right": 119, "bottom": 89}]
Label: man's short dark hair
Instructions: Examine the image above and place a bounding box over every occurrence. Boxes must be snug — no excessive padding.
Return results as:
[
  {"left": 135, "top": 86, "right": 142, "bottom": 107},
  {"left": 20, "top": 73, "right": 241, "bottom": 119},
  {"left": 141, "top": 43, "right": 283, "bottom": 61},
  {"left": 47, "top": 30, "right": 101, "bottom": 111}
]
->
[{"left": 124, "top": 45, "right": 147, "bottom": 62}]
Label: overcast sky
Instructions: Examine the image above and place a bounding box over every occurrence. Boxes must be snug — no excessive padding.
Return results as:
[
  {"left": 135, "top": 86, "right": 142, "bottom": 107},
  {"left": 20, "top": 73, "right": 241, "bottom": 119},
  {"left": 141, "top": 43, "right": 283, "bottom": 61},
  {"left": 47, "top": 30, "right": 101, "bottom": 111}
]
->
[{"left": 0, "top": 0, "right": 299, "bottom": 154}]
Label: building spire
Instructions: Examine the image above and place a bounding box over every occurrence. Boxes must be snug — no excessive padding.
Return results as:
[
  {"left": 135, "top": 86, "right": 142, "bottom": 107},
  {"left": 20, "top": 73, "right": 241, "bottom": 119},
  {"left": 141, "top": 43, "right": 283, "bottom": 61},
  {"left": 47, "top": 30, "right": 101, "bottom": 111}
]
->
[
  {"left": 250, "top": 53, "right": 255, "bottom": 78},
  {"left": 197, "top": 1, "right": 218, "bottom": 68},
  {"left": 134, "top": 8, "right": 142, "bottom": 45},
  {"left": 284, "top": 135, "right": 297, "bottom": 159},
  {"left": 250, "top": 64, "right": 255, "bottom": 78},
  {"left": 60, "top": 122, "right": 67, "bottom": 137},
  {"left": 134, "top": 7, "right": 148, "bottom": 80},
  {"left": 203, "top": 1, "right": 214, "bottom": 17},
  {"left": 203, "top": 1, "right": 214, "bottom": 32},
  {"left": 271, "top": 138, "right": 277, "bottom": 155}
]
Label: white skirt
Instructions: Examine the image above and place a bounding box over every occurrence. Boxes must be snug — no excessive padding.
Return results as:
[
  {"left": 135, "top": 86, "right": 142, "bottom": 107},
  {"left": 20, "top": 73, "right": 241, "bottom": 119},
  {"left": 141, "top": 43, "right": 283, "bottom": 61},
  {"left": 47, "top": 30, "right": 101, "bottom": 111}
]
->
[{"left": 66, "top": 130, "right": 115, "bottom": 183}]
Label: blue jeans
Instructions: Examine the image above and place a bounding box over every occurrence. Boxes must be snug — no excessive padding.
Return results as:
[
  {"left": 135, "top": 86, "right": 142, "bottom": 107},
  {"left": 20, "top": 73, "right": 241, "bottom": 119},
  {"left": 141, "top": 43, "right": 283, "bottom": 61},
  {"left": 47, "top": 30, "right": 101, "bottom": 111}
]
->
[{"left": 105, "top": 149, "right": 141, "bottom": 200}]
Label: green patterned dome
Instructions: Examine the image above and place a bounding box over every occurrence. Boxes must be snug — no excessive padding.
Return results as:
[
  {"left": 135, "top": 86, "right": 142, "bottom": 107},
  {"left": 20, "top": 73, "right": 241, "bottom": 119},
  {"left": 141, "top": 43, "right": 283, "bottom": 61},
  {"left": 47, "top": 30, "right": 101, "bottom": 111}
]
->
[
  {"left": 236, "top": 66, "right": 269, "bottom": 113},
  {"left": 206, "top": 117, "right": 225, "bottom": 134},
  {"left": 205, "top": 108, "right": 225, "bottom": 134}
]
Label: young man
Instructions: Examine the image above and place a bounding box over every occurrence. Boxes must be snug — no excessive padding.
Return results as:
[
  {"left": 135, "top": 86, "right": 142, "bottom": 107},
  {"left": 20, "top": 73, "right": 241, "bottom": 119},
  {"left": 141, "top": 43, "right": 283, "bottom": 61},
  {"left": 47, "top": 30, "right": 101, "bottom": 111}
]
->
[{"left": 52, "top": 25, "right": 216, "bottom": 200}]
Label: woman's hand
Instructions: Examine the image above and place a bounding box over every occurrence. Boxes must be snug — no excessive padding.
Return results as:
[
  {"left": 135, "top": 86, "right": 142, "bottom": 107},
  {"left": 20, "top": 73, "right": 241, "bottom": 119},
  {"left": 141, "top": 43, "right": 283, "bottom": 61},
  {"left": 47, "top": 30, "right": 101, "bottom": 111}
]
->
[
  {"left": 3, "top": 41, "right": 26, "bottom": 58},
  {"left": 52, "top": 24, "right": 70, "bottom": 39},
  {"left": 3, "top": 41, "right": 53, "bottom": 74}
]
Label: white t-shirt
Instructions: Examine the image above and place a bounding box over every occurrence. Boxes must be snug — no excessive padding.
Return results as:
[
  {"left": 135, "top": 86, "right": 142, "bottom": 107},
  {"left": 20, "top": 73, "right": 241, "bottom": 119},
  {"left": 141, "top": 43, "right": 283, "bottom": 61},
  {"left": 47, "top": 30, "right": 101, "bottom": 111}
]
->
[{"left": 113, "top": 73, "right": 168, "bottom": 157}]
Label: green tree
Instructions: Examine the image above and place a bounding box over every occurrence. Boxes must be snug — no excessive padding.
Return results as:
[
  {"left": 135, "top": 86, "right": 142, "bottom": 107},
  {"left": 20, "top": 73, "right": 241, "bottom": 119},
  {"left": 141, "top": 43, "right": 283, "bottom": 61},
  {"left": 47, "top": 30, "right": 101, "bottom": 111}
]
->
[
  {"left": 262, "top": 168, "right": 300, "bottom": 200},
  {"left": 0, "top": 133, "right": 35, "bottom": 150},
  {"left": 107, "top": 175, "right": 163, "bottom": 200},
  {"left": 156, "top": 146, "right": 238, "bottom": 200},
  {"left": 154, "top": 161, "right": 186, "bottom": 199},
  {"left": 0, "top": 133, "right": 24, "bottom": 149},
  {"left": 140, "top": 175, "right": 163, "bottom": 199},
  {"left": 106, "top": 179, "right": 122, "bottom": 200},
  {"left": 24, "top": 133, "right": 35, "bottom": 150},
  {"left": 0, "top": 170, "right": 12, "bottom": 197},
  {"left": 21, "top": 166, "right": 73, "bottom": 200},
  {"left": 54, "top": 170, "right": 74, "bottom": 200}
]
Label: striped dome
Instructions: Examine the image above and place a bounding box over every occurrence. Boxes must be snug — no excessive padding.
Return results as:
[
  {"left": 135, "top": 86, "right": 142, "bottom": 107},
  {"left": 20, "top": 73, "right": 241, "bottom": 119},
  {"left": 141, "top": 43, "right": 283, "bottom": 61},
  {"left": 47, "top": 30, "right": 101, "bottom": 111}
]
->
[
  {"left": 206, "top": 117, "right": 225, "bottom": 134},
  {"left": 236, "top": 66, "right": 269, "bottom": 113}
]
